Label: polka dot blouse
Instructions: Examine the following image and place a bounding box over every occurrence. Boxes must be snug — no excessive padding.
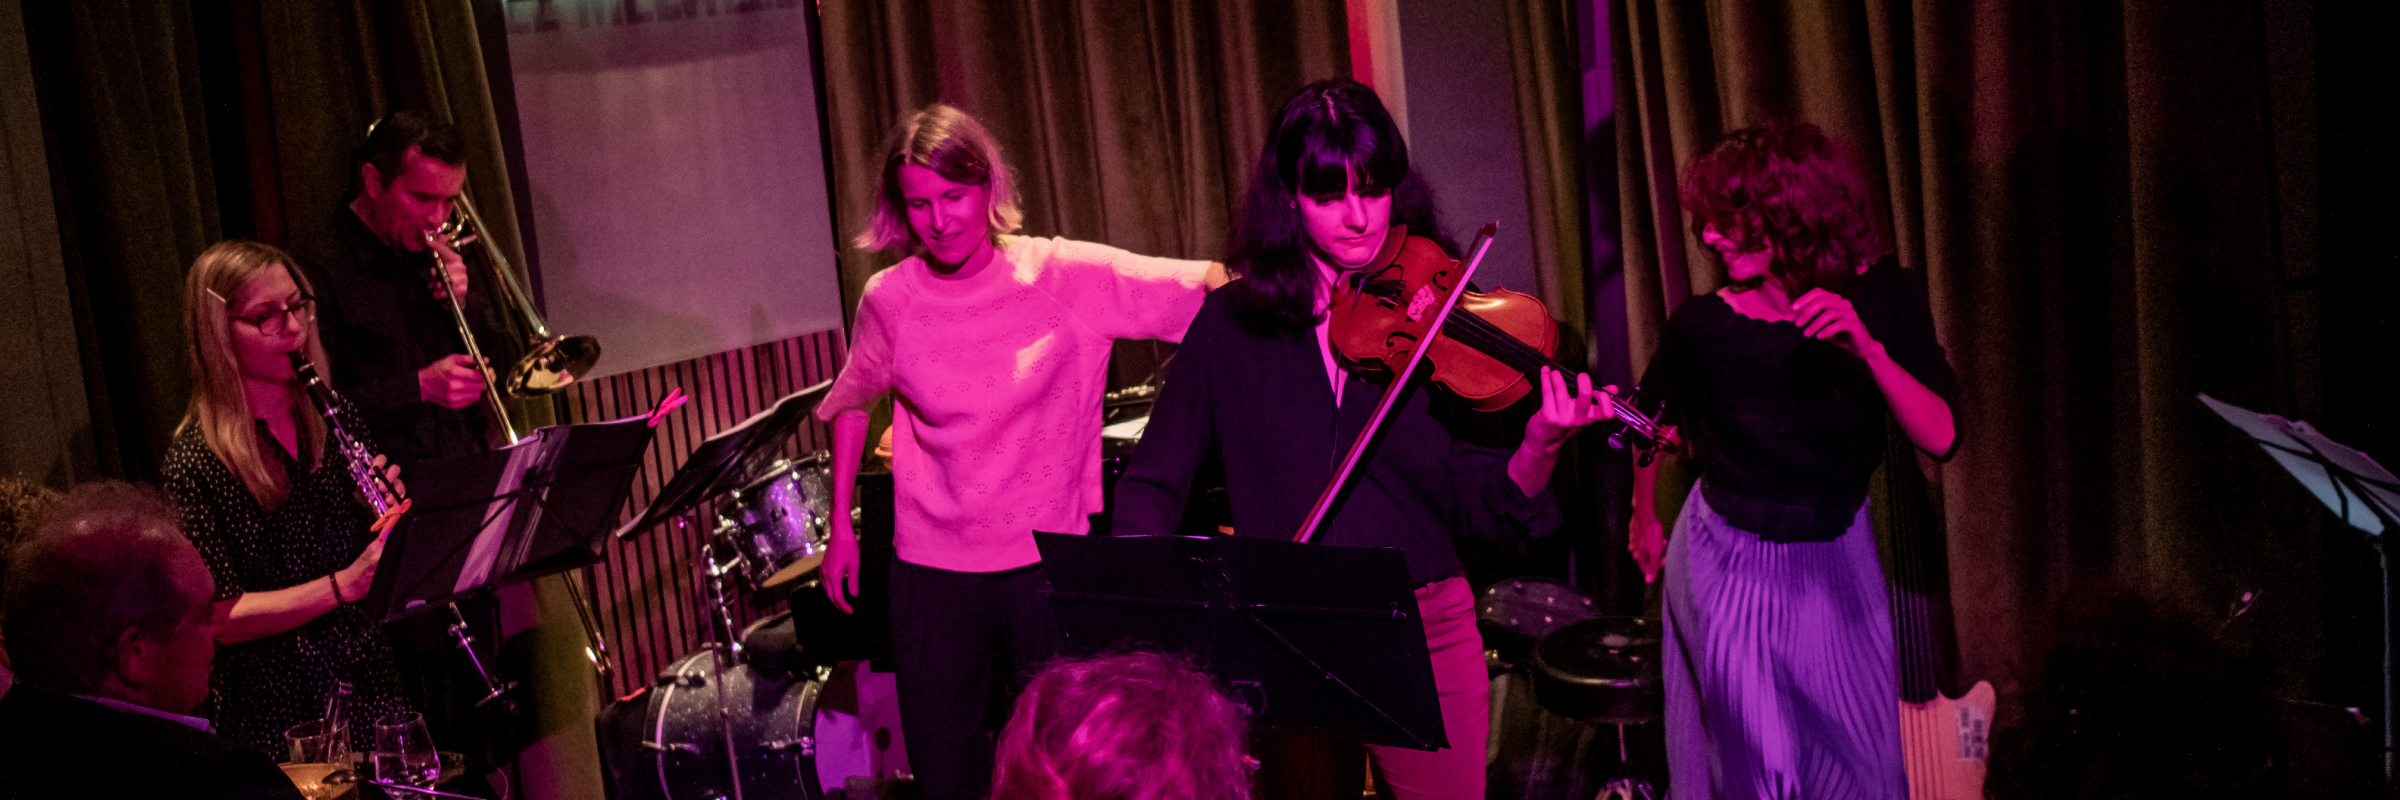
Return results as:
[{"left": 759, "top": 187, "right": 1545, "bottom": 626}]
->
[{"left": 160, "top": 412, "right": 411, "bottom": 759}]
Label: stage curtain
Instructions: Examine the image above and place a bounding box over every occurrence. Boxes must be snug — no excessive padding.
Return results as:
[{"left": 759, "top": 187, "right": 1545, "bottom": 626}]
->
[
  {"left": 1501, "top": 0, "right": 1593, "bottom": 342},
  {"left": 8, "top": 0, "right": 220, "bottom": 483},
  {"left": 0, "top": 0, "right": 96, "bottom": 487},
  {"left": 816, "top": 0, "right": 1349, "bottom": 385},
  {"left": 1611, "top": 0, "right": 2348, "bottom": 711}
]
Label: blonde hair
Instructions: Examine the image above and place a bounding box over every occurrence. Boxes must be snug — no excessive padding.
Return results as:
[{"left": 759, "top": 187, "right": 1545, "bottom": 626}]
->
[
  {"left": 180, "top": 240, "right": 330, "bottom": 508},
  {"left": 853, "top": 103, "right": 1023, "bottom": 253}
]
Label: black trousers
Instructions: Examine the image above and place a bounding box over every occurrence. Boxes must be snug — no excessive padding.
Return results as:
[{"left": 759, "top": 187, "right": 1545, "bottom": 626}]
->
[{"left": 887, "top": 557, "right": 1066, "bottom": 800}]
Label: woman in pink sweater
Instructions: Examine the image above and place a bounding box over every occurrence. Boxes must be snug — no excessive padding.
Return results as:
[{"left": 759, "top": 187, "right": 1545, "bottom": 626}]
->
[{"left": 814, "top": 103, "right": 1226, "bottom": 800}]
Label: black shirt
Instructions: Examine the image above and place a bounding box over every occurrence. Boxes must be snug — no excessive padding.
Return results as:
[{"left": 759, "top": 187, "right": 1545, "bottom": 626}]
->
[
  {"left": 159, "top": 416, "right": 411, "bottom": 759},
  {"left": 1114, "top": 289, "right": 1561, "bottom": 585},
  {"left": 0, "top": 686, "right": 304, "bottom": 800},
  {"left": 1638, "top": 256, "right": 1959, "bottom": 541},
  {"left": 289, "top": 206, "right": 513, "bottom": 467}
]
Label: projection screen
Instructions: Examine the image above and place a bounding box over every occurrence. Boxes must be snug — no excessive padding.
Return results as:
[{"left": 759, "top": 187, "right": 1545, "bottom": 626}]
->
[{"left": 504, "top": 0, "right": 844, "bottom": 379}]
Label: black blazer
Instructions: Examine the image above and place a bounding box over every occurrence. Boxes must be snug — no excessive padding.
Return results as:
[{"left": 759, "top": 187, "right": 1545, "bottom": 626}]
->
[
  {"left": 1112, "top": 289, "right": 1560, "bottom": 585},
  {"left": 0, "top": 685, "right": 302, "bottom": 800}
]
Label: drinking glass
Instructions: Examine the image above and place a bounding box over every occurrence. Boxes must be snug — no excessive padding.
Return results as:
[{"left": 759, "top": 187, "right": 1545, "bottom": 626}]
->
[
  {"left": 371, "top": 711, "right": 441, "bottom": 798},
  {"left": 282, "top": 718, "right": 355, "bottom": 799}
]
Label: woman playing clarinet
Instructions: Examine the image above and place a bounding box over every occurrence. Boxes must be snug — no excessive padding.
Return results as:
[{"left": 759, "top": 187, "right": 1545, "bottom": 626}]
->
[
  {"left": 161, "top": 240, "right": 412, "bottom": 758},
  {"left": 1628, "top": 122, "right": 1960, "bottom": 799}
]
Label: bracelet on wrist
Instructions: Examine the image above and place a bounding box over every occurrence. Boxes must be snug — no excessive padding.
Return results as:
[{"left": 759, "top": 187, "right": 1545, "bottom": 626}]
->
[{"left": 328, "top": 573, "right": 346, "bottom": 605}]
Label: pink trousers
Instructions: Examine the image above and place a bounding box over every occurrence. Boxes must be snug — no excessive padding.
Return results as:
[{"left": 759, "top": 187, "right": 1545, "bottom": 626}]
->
[{"left": 1364, "top": 575, "right": 1489, "bottom": 800}]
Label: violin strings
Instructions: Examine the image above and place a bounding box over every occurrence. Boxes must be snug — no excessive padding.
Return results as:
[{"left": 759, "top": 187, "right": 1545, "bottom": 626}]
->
[{"left": 1440, "top": 308, "right": 1653, "bottom": 432}]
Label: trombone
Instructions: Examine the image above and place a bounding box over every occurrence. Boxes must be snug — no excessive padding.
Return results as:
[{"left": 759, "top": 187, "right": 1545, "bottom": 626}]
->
[
  {"left": 425, "top": 191, "right": 616, "bottom": 684},
  {"left": 425, "top": 190, "right": 602, "bottom": 444}
]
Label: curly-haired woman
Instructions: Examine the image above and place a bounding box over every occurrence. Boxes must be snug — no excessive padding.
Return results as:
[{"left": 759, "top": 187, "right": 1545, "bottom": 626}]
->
[{"left": 1628, "top": 121, "right": 1959, "bottom": 799}]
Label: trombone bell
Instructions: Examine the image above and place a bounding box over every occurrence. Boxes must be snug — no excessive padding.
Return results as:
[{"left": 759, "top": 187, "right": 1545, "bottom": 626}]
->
[
  {"left": 510, "top": 333, "right": 602, "bottom": 395},
  {"left": 437, "top": 191, "right": 603, "bottom": 402}
]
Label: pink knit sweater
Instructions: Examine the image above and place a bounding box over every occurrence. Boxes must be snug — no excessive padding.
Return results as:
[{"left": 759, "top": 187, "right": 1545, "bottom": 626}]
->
[{"left": 818, "top": 236, "right": 1212, "bottom": 572}]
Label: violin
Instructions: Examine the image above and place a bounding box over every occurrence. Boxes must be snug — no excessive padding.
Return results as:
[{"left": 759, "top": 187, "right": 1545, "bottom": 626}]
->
[{"left": 1327, "top": 225, "right": 1677, "bottom": 464}]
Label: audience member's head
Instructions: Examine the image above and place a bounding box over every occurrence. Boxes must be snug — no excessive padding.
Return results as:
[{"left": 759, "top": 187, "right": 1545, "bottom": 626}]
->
[
  {"left": 992, "top": 651, "right": 1250, "bottom": 800},
  {"left": 0, "top": 482, "right": 217, "bottom": 715}
]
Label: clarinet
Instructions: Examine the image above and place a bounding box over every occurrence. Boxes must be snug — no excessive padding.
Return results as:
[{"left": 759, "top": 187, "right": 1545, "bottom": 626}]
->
[{"left": 287, "top": 351, "right": 405, "bottom": 517}]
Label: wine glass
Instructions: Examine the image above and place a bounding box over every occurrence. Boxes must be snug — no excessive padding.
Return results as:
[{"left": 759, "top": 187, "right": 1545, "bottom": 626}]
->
[
  {"left": 281, "top": 718, "right": 355, "bottom": 799},
  {"left": 371, "top": 711, "right": 440, "bottom": 798}
]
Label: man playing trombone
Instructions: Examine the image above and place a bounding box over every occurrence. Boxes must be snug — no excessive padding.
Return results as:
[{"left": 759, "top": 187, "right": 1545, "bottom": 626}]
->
[
  {"left": 286, "top": 109, "right": 517, "bottom": 791},
  {"left": 291, "top": 109, "right": 510, "bottom": 468}
]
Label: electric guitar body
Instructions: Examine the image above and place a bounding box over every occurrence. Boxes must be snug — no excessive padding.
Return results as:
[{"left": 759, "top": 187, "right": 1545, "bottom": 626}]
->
[
  {"left": 1900, "top": 680, "right": 1994, "bottom": 800},
  {"left": 1875, "top": 416, "right": 1993, "bottom": 800}
]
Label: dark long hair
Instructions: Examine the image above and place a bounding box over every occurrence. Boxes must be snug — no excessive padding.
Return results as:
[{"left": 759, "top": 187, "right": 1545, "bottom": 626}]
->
[
  {"left": 1679, "top": 121, "right": 1882, "bottom": 296},
  {"left": 1227, "top": 80, "right": 1445, "bottom": 336}
]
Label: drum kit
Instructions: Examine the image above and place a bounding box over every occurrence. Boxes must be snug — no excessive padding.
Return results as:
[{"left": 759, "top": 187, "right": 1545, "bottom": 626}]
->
[
  {"left": 1479, "top": 577, "right": 1665, "bottom": 800},
  {"left": 598, "top": 455, "right": 908, "bottom": 800}
]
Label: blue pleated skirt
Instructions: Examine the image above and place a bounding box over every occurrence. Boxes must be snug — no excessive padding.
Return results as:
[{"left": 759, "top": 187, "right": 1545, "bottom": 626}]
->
[{"left": 1662, "top": 482, "right": 1905, "bottom": 800}]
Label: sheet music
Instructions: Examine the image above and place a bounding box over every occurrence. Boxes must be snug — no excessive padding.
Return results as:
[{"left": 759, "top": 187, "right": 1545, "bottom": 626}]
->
[
  {"left": 615, "top": 381, "right": 831, "bottom": 539},
  {"left": 2200, "top": 393, "right": 2400, "bottom": 535},
  {"left": 455, "top": 428, "right": 574, "bottom": 593}
]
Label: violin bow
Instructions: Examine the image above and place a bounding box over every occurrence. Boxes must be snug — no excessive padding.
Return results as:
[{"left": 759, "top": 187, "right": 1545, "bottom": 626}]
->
[{"left": 1292, "top": 223, "right": 1499, "bottom": 544}]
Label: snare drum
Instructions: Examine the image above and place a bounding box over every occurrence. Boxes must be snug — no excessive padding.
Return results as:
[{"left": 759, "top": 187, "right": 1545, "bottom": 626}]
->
[{"left": 724, "top": 455, "right": 855, "bottom": 590}]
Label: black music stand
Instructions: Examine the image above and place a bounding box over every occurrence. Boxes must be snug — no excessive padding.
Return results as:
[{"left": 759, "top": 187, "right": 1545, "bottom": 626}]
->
[
  {"left": 2201, "top": 393, "right": 2400, "bottom": 778},
  {"left": 604, "top": 381, "right": 830, "bottom": 796},
  {"left": 368, "top": 414, "right": 658, "bottom": 623},
  {"left": 1035, "top": 532, "right": 1447, "bottom": 750},
  {"left": 616, "top": 381, "right": 831, "bottom": 540}
]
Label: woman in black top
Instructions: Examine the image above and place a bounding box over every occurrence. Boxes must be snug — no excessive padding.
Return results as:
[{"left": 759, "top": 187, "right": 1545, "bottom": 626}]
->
[
  {"left": 1625, "top": 122, "right": 1958, "bottom": 799},
  {"left": 161, "top": 240, "right": 411, "bottom": 758},
  {"left": 1113, "top": 79, "right": 1613, "bottom": 800}
]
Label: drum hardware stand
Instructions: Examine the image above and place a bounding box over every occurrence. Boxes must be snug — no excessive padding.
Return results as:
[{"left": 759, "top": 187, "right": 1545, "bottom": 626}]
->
[
  {"left": 1598, "top": 722, "right": 1656, "bottom": 800},
  {"left": 562, "top": 569, "right": 617, "bottom": 682},
  {"left": 446, "top": 604, "right": 518, "bottom": 710},
  {"left": 696, "top": 511, "right": 749, "bottom": 800}
]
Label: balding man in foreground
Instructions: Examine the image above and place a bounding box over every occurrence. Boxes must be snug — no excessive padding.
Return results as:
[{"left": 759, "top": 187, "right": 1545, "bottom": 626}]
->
[{"left": 0, "top": 482, "right": 301, "bottom": 800}]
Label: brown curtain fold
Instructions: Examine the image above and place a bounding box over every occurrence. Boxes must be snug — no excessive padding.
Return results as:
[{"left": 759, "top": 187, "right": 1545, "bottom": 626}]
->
[
  {"left": 818, "top": 0, "right": 1350, "bottom": 343},
  {"left": 1613, "top": 0, "right": 2335, "bottom": 709},
  {"left": 10, "top": 0, "right": 220, "bottom": 483},
  {"left": 1501, "top": 0, "right": 1593, "bottom": 341},
  {"left": 0, "top": 0, "right": 95, "bottom": 487}
]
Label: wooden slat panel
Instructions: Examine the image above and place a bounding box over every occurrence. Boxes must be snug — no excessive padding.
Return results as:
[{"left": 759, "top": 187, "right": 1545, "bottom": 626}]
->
[{"left": 558, "top": 329, "right": 844, "bottom": 699}]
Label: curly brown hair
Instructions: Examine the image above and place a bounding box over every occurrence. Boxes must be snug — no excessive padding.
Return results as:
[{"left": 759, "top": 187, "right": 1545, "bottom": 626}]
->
[
  {"left": 0, "top": 475, "right": 60, "bottom": 594},
  {"left": 1680, "top": 121, "right": 1884, "bottom": 296}
]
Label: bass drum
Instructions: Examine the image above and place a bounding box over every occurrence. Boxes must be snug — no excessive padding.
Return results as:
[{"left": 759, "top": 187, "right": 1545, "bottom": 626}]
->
[{"left": 601, "top": 651, "right": 908, "bottom": 800}]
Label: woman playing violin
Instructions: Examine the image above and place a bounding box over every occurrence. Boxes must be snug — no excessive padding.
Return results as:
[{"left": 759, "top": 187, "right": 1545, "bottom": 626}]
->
[
  {"left": 1112, "top": 79, "right": 1613, "bottom": 800},
  {"left": 1628, "top": 122, "right": 1958, "bottom": 799}
]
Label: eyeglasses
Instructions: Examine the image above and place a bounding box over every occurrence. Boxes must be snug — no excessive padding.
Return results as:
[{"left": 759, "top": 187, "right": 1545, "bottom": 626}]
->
[{"left": 229, "top": 298, "right": 316, "bottom": 335}]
